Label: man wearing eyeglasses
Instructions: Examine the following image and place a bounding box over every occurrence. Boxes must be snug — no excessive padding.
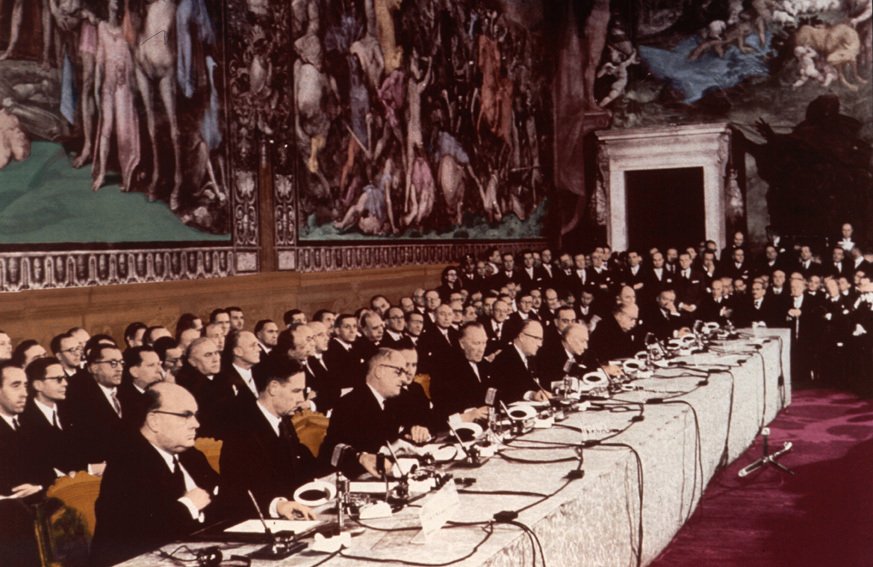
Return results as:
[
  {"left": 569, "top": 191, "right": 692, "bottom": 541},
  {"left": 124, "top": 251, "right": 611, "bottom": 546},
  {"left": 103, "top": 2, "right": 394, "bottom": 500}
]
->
[
  {"left": 66, "top": 344, "right": 127, "bottom": 471},
  {"left": 90, "top": 382, "right": 219, "bottom": 567},
  {"left": 320, "top": 349, "right": 409, "bottom": 478},
  {"left": 20, "top": 357, "right": 84, "bottom": 476},
  {"left": 218, "top": 356, "right": 317, "bottom": 523},
  {"left": 50, "top": 332, "right": 85, "bottom": 380},
  {"left": 491, "top": 320, "right": 550, "bottom": 403}
]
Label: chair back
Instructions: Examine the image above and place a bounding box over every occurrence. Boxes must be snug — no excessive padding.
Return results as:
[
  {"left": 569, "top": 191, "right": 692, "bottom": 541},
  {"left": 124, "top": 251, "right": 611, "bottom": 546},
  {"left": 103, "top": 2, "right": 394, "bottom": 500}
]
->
[
  {"left": 194, "top": 437, "right": 223, "bottom": 474},
  {"left": 293, "top": 410, "right": 330, "bottom": 458},
  {"left": 415, "top": 373, "right": 431, "bottom": 399},
  {"left": 37, "top": 473, "right": 102, "bottom": 567}
]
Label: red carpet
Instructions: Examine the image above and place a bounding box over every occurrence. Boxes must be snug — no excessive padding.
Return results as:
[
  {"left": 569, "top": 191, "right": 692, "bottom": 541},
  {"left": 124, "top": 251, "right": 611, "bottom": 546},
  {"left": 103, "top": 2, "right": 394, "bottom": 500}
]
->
[{"left": 651, "top": 388, "right": 873, "bottom": 567}]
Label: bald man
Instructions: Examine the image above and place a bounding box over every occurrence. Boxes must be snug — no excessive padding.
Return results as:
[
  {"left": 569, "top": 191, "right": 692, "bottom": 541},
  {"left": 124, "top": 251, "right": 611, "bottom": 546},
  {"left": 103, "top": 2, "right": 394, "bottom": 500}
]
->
[
  {"left": 491, "top": 320, "right": 550, "bottom": 403},
  {"left": 91, "top": 383, "right": 219, "bottom": 566},
  {"left": 538, "top": 323, "right": 592, "bottom": 384}
]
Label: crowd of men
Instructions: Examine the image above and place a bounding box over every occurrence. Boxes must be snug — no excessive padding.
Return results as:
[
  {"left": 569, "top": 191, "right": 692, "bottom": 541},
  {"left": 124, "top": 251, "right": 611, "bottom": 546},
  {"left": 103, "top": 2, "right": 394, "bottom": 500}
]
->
[{"left": 2, "top": 224, "right": 873, "bottom": 565}]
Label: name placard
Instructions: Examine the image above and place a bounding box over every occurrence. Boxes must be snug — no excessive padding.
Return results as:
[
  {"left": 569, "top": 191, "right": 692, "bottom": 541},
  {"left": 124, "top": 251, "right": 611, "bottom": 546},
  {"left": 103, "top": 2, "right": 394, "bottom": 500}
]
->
[{"left": 416, "top": 480, "right": 460, "bottom": 542}]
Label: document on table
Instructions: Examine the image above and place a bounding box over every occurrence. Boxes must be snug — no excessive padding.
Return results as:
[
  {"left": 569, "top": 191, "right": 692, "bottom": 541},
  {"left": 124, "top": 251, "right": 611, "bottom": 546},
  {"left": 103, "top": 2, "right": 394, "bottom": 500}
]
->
[{"left": 224, "top": 519, "right": 321, "bottom": 534}]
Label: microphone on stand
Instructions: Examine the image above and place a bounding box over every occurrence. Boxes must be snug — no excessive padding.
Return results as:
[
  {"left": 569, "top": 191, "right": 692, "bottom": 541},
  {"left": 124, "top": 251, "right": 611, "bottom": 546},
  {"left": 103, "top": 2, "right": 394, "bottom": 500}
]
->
[{"left": 246, "top": 490, "right": 306, "bottom": 559}]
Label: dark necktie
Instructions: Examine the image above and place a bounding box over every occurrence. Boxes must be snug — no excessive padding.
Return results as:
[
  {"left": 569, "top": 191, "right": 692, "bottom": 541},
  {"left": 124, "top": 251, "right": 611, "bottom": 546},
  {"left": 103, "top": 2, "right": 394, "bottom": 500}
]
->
[
  {"left": 12, "top": 417, "right": 20, "bottom": 431},
  {"left": 52, "top": 410, "right": 61, "bottom": 430},
  {"left": 172, "top": 456, "right": 186, "bottom": 495}
]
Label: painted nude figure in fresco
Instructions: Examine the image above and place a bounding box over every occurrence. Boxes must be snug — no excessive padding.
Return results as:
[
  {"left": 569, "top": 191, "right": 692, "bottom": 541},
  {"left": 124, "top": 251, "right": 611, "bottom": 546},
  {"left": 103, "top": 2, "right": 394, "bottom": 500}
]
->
[
  {"left": 128, "top": 0, "right": 184, "bottom": 209},
  {"left": 92, "top": 0, "right": 140, "bottom": 192}
]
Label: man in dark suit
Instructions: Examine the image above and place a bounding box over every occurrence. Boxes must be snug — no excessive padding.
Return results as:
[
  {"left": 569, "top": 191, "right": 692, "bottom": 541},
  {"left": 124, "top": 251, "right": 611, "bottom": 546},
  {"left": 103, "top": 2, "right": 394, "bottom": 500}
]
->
[
  {"left": 589, "top": 304, "right": 641, "bottom": 362},
  {"left": 217, "top": 330, "right": 261, "bottom": 404},
  {"left": 721, "top": 247, "right": 752, "bottom": 282},
  {"left": 796, "top": 245, "right": 823, "bottom": 279},
  {"left": 65, "top": 345, "right": 127, "bottom": 468},
  {"left": 430, "top": 323, "right": 491, "bottom": 424},
  {"left": 644, "top": 289, "right": 686, "bottom": 340},
  {"left": 254, "top": 319, "right": 280, "bottom": 357},
  {"left": 755, "top": 245, "right": 787, "bottom": 277},
  {"left": 176, "top": 337, "right": 232, "bottom": 439},
  {"left": 382, "top": 307, "right": 414, "bottom": 350},
  {"left": 50, "top": 331, "right": 86, "bottom": 382},
  {"left": 491, "top": 320, "right": 549, "bottom": 404},
  {"left": 0, "top": 362, "right": 54, "bottom": 567},
  {"left": 389, "top": 347, "right": 443, "bottom": 435},
  {"left": 418, "top": 304, "right": 459, "bottom": 375},
  {"left": 517, "top": 250, "right": 543, "bottom": 293},
  {"left": 21, "top": 357, "right": 86, "bottom": 475},
  {"left": 621, "top": 250, "right": 648, "bottom": 297},
  {"left": 735, "top": 280, "right": 781, "bottom": 328},
  {"left": 674, "top": 252, "right": 706, "bottom": 314},
  {"left": 538, "top": 323, "right": 592, "bottom": 385},
  {"left": 537, "top": 248, "right": 557, "bottom": 291},
  {"left": 489, "top": 252, "right": 521, "bottom": 291},
  {"left": 826, "top": 246, "right": 853, "bottom": 280},
  {"left": 505, "top": 291, "right": 540, "bottom": 340},
  {"left": 90, "top": 383, "right": 220, "bottom": 566},
  {"left": 306, "top": 321, "right": 341, "bottom": 413},
  {"left": 698, "top": 279, "right": 733, "bottom": 325},
  {"left": 484, "top": 299, "right": 513, "bottom": 357},
  {"left": 119, "top": 346, "right": 165, "bottom": 429},
  {"left": 782, "top": 277, "right": 825, "bottom": 384},
  {"left": 320, "top": 349, "right": 409, "bottom": 478},
  {"left": 643, "top": 252, "right": 674, "bottom": 303},
  {"left": 324, "top": 314, "right": 360, "bottom": 391},
  {"left": 218, "top": 356, "right": 317, "bottom": 522}
]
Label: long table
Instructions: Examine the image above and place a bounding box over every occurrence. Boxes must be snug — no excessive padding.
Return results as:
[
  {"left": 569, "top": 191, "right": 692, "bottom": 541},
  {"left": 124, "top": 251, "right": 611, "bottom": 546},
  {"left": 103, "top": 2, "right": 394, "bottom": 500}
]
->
[{"left": 120, "top": 329, "right": 791, "bottom": 567}]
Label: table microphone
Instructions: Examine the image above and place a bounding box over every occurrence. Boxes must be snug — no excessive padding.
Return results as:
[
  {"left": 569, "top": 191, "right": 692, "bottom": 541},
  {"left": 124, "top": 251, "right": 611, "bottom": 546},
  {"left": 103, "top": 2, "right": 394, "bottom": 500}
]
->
[{"left": 246, "top": 490, "right": 305, "bottom": 559}]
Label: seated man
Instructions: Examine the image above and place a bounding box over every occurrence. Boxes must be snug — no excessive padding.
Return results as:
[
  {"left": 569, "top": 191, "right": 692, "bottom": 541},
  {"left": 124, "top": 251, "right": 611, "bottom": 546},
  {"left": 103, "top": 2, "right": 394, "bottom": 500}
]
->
[
  {"left": 430, "top": 323, "right": 491, "bottom": 425},
  {"left": 491, "top": 320, "right": 550, "bottom": 403},
  {"left": 119, "top": 346, "right": 165, "bottom": 429},
  {"left": 21, "top": 357, "right": 85, "bottom": 476},
  {"left": 0, "top": 362, "right": 53, "bottom": 566},
  {"left": 319, "top": 349, "right": 408, "bottom": 478},
  {"left": 589, "top": 304, "right": 641, "bottom": 362},
  {"left": 387, "top": 347, "right": 441, "bottom": 437},
  {"left": 218, "top": 356, "right": 317, "bottom": 522},
  {"left": 90, "top": 383, "right": 219, "bottom": 566}
]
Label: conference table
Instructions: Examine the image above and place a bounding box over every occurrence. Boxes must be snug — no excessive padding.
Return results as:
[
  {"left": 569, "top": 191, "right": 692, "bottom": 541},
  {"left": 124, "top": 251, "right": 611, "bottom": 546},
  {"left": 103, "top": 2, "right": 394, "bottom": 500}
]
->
[{"left": 120, "top": 329, "right": 791, "bottom": 567}]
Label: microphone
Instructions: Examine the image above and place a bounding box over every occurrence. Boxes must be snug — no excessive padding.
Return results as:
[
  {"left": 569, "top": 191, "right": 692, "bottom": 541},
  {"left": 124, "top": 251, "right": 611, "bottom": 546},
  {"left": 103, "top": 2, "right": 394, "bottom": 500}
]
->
[
  {"left": 484, "top": 387, "right": 497, "bottom": 407},
  {"left": 246, "top": 490, "right": 305, "bottom": 559},
  {"left": 331, "top": 443, "right": 351, "bottom": 468}
]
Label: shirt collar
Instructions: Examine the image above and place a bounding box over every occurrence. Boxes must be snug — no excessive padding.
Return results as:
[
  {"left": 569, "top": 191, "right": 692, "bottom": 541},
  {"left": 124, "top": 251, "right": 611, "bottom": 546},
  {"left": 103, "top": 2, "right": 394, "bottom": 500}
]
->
[
  {"left": 367, "top": 384, "right": 387, "bottom": 410},
  {"left": 256, "top": 400, "right": 282, "bottom": 436},
  {"left": 34, "top": 398, "right": 57, "bottom": 424},
  {"left": 0, "top": 413, "right": 18, "bottom": 430},
  {"left": 149, "top": 441, "right": 181, "bottom": 473},
  {"left": 513, "top": 344, "right": 528, "bottom": 368},
  {"left": 232, "top": 363, "right": 253, "bottom": 380}
]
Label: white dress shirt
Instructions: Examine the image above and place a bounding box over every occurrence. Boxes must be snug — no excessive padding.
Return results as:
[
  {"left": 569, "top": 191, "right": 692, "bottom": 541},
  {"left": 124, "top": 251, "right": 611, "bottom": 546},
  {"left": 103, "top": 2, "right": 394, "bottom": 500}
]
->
[{"left": 149, "top": 442, "right": 204, "bottom": 522}]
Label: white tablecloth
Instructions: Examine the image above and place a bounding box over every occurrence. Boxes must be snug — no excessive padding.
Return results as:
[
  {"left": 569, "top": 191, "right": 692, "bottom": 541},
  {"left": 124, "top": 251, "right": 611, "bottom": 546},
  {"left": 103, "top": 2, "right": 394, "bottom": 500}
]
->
[{"left": 120, "top": 330, "right": 791, "bottom": 567}]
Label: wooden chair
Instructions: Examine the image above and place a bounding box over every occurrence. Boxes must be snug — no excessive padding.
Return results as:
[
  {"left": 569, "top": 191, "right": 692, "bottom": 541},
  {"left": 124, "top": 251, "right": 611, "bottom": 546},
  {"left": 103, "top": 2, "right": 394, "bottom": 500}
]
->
[
  {"left": 194, "top": 437, "right": 223, "bottom": 474},
  {"left": 415, "top": 373, "right": 431, "bottom": 399},
  {"left": 36, "top": 473, "right": 101, "bottom": 567},
  {"left": 293, "top": 410, "right": 330, "bottom": 458}
]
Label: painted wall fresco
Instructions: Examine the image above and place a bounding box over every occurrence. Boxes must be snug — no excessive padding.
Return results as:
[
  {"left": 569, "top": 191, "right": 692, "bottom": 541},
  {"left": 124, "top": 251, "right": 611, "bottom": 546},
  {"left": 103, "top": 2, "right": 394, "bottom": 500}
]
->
[
  {"left": 0, "top": 0, "right": 230, "bottom": 242},
  {"left": 555, "top": 0, "right": 873, "bottom": 247},
  {"left": 290, "top": 0, "right": 553, "bottom": 241}
]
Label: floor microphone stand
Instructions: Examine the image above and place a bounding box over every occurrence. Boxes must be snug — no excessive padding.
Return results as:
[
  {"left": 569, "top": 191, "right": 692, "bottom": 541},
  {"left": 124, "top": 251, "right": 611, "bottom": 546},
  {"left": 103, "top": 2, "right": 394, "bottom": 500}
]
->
[{"left": 738, "top": 427, "right": 795, "bottom": 478}]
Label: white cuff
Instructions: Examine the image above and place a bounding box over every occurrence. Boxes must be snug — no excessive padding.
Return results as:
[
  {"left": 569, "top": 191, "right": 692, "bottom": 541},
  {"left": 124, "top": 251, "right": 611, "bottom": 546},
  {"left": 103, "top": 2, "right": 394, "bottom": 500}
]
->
[
  {"left": 448, "top": 413, "right": 465, "bottom": 427},
  {"left": 522, "top": 390, "right": 537, "bottom": 401},
  {"left": 178, "top": 497, "right": 205, "bottom": 522},
  {"left": 269, "top": 496, "right": 287, "bottom": 518}
]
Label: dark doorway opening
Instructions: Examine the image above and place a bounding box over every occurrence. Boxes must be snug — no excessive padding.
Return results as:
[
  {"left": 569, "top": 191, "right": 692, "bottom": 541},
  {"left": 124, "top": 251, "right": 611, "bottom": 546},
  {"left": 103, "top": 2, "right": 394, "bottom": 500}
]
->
[{"left": 625, "top": 167, "right": 705, "bottom": 251}]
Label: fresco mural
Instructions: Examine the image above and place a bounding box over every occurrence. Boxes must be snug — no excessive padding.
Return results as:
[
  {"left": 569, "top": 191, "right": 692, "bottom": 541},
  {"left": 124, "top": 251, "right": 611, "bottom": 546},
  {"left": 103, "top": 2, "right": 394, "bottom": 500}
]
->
[
  {"left": 0, "top": 0, "right": 230, "bottom": 243},
  {"left": 566, "top": 0, "right": 873, "bottom": 245},
  {"left": 290, "top": 0, "right": 554, "bottom": 241}
]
